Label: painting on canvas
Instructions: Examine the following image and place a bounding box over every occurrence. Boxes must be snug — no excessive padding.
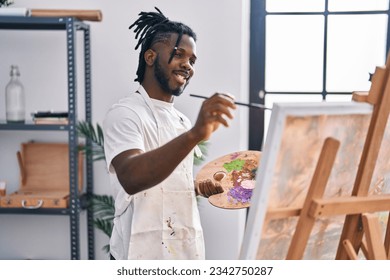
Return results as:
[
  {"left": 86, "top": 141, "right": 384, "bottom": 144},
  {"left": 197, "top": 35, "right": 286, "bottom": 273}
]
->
[{"left": 240, "top": 101, "right": 390, "bottom": 259}]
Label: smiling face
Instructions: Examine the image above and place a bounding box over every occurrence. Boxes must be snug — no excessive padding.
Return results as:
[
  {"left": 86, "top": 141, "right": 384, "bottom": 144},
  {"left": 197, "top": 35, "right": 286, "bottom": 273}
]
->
[{"left": 143, "top": 33, "right": 197, "bottom": 100}]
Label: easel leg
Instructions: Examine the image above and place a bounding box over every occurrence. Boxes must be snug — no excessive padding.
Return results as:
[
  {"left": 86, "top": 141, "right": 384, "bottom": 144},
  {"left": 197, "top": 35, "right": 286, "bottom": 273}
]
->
[
  {"left": 361, "top": 213, "right": 387, "bottom": 260},
  {"left": 286, "top": 138, "right": 340, "bottom": 259},
  {"left": 383, "top": 212, "right": 390, "bottom": 259},
  {"left": 336, "top": 215, "right": 364, "bottom": 259},
  {"left": 342, "top": 239, "right": 359, "bottom": 260},
  {"left": 361, "top": 238, "right": 370, "bottom": 259}
]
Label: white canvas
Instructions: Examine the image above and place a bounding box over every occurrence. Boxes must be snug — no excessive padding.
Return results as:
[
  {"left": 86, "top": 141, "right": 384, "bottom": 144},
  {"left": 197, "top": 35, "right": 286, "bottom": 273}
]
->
[{"left": 239, "top": 101, "right": 390, "bottom": 259}]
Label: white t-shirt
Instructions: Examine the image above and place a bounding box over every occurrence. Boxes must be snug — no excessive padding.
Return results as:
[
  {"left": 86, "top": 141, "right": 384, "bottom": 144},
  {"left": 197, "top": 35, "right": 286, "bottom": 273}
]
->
[{"left": 103, "top": 86, "right": 196, "bottom": 259}]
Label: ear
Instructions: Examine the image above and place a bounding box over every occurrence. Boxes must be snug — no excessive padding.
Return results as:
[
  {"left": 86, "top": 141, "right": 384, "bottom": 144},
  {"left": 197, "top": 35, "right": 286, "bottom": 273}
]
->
[{"left": 144, "top": 49, "right": 157, "bottom": 66}]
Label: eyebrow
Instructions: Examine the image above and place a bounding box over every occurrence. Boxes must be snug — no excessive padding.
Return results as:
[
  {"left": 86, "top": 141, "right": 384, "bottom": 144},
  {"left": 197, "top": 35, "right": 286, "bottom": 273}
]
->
[
  {"left": 175, "top": 47, "right": 197, "bottom": 60},
  {"left": 168, "top": 47, "right": 197, "bottom": 64}
]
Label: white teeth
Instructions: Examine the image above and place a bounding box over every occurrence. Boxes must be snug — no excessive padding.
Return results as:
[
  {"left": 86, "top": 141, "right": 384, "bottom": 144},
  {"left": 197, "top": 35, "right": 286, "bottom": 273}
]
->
[
  {"left": 176, "top": 72, "right": 188, "bottom": 79},
  {"left": 177, "top": 73, "right": 187, "bottom": 81}
]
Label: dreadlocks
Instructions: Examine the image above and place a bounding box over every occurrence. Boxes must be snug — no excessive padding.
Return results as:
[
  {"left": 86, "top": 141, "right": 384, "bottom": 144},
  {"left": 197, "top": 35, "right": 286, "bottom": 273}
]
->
[{"left": 129, "top": 7, "right": 197, "bottom": 83}]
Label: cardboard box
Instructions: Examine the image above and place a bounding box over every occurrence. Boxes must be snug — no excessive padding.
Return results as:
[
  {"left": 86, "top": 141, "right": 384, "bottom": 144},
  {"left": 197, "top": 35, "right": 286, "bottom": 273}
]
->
[{"left": 0, "top": 142, "right": 83, "bottom": 209}]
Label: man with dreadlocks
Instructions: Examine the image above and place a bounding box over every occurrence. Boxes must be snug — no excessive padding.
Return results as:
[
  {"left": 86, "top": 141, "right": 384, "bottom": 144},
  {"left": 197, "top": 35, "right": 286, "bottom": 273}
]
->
[{"left": 103, "top": 7, "right": 236, "bottom": 260}]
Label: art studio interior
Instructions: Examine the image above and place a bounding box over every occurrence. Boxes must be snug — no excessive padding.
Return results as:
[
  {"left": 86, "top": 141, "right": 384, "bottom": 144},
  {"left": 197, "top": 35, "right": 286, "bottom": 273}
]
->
[{"left": 0, "top": 0, "right": 389, "bottom": 260}]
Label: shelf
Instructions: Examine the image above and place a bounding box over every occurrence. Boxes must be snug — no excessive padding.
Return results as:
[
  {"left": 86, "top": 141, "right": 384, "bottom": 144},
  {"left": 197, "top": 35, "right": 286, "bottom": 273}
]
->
[
  {"left": 0, "top": 121, "right": 69, "bottom": 131},
  {"left": 0, "top": 194, "right": 88, "bottom": 215},
  {"left": 0, "top": 16, "right": 94, "bottom": 259},
  {"left": 0, "top": 16, "right": 89, "bottom": 30},
  {"left": 0, "top": 207, "right": 71, "bottom": 215}
]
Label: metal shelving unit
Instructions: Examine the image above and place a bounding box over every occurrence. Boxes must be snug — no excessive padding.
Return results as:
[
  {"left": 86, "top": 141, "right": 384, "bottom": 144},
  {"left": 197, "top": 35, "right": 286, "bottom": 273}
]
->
[{"left": 0, "top": 16, "right": 94, "bottom": 260}]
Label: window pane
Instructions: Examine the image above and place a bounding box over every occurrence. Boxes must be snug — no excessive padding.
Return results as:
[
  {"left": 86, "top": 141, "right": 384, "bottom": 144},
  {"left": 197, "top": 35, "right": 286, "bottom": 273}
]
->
[
  {"left": 264, "top": 94, "right": 323, "bottom": 142},
  {"left": 325, "top": 94, "right": 353, "bottom": 102},
  {"left": 326, "top": 15, "right": 387, "bottom": 92},
  {"left": 266, "top": 15, "right": 324, "bottom": 92},
  {"left": 328, "top": 0, "right": 389, "bottom": 11},
  {"left": 267, "top": 0, "right": 325, "bottom": 12}
]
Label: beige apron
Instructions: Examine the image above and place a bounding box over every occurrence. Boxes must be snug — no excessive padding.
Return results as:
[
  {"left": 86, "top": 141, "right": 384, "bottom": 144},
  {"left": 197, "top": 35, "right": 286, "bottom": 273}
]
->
[{"left": 128, "top": 89, "right": 205, "bottom": 259}]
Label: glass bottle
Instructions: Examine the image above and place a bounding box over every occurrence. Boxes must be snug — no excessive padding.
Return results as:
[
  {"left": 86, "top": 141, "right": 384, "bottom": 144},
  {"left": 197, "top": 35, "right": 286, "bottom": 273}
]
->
[{"left": 5, "top": 65, "right": 25, "bottom": 123}]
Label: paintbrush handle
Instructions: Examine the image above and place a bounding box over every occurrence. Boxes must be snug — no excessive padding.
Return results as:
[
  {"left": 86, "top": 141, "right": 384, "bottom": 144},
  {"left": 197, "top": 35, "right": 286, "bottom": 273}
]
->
[{"left": 189, "top": 94, "right": 271, "bottom": 110}]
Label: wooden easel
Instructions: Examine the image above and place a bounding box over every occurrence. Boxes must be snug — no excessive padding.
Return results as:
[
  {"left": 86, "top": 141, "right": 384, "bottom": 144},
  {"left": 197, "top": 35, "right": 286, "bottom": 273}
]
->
[
  {"left": 336, "top": 53, "right": 390, "bottom": 260},
  {"left": 280, "top": 54, "right": 390, "bottom": 260}
]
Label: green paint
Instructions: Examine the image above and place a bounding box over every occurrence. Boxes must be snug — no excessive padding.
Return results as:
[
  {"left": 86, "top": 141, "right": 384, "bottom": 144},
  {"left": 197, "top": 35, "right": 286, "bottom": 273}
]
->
[{"left": 223, "top": 159, "right": 246, "bottom": 173}]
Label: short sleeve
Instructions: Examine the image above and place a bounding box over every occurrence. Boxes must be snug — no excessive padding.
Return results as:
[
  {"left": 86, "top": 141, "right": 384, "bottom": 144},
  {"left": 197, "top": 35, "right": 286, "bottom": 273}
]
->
[{"left": 103, "top": 106, "right": 144, "bottom": 172}]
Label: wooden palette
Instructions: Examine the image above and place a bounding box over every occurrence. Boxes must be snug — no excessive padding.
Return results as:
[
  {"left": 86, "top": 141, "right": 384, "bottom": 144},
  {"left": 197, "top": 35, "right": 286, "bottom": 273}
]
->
[{"left": 195, "top": 150, "right": 261, "bottom": 209}]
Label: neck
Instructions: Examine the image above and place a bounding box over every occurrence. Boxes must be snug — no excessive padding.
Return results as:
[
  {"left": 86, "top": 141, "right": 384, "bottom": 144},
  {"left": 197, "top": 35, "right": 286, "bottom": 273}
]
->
[{"left": 141, "top": 80, "right": 174, "bottom": 103}]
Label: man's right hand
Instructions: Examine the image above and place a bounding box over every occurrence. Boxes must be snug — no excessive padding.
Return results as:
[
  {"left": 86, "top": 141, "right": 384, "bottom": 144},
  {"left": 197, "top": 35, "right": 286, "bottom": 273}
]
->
[{"left": 189, "top": 93, "right": 236, "bottom": 142}]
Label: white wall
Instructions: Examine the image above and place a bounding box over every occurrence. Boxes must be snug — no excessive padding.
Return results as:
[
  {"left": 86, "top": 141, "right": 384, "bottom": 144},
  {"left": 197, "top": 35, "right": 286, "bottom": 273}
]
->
[{"left": 0, "top": 0, "right": 250, "bottom": 260}]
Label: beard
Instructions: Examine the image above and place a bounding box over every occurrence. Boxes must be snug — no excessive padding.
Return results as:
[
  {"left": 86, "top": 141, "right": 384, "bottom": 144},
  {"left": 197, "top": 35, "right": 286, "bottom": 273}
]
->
[{"left": 154, "top": 56, "right": 189, "bottom": 97}]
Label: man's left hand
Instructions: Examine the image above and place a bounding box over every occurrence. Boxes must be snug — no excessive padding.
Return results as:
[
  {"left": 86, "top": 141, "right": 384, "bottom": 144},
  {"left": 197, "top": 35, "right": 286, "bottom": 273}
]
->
[{"left": 195, "top": 179, "right": 224, "bottom": 198}]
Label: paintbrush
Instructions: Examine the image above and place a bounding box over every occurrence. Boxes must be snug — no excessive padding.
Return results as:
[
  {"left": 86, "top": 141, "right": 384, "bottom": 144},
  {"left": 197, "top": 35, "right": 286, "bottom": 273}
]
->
[{"left": 189, "top": 94, "right": 271, "bottom": 110}]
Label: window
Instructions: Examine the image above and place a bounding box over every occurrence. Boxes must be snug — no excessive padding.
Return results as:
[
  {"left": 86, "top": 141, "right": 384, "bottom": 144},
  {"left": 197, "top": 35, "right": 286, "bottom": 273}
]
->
[{"left": 249, "top": 0, "right": 390, "bottom": 150}]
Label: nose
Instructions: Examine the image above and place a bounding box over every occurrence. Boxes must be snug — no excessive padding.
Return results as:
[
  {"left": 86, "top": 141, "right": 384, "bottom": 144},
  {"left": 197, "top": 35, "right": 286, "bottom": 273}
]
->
[{"left": 181, "top": 59, "right": 193, "bottom": 72}]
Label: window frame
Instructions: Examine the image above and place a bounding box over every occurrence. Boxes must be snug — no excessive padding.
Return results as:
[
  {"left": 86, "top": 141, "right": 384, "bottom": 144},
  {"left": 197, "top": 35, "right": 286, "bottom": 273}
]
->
[{"left": 249, "top": 0, "right": 390, "bottom": 150}]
